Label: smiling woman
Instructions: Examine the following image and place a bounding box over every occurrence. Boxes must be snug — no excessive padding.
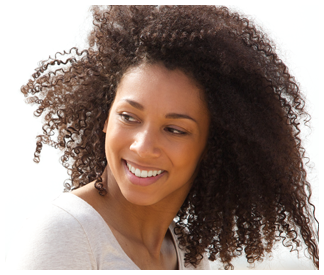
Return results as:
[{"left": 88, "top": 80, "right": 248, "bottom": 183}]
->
[
  {"left": 102, "top": 64, "right": 209, "bottom": 207},
  {"left": 6, "top": 5, "right": 319, "bottom": 270}
]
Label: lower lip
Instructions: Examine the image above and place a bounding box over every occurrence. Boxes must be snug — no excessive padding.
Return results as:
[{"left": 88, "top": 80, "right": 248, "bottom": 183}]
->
[{"left": 123, "top": 160, "right": 166, "bottom": 186}]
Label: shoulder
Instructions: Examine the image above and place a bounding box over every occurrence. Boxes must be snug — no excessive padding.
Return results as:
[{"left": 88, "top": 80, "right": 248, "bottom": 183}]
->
[
  {"left": 169, "top": 221, "right": 211, "bottom": 270},
  {"left": 6, "top": 193, "right": 97, "bottom": 270}
]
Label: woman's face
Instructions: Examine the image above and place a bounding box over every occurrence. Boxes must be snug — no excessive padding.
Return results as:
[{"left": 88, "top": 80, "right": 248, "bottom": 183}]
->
[{"left": 104, "top": 63, "right": 210, "bottom": 206}]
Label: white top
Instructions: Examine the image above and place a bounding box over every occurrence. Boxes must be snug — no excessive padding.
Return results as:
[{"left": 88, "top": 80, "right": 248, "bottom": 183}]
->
[{"left": 7, "top": 193, "right": 210, "bottom": 270}]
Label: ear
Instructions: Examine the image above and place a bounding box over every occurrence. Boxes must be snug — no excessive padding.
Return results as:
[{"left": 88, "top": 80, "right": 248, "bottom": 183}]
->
[
  {"left": 200, "top": 145, "right": 209, "bottom": 161},
  {"left": 103, "top": 119, "right": 108, "bottom": 133}
]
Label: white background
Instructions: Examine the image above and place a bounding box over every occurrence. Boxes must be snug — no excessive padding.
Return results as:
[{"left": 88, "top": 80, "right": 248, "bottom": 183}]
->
[{"left": 2, "top": 1, "right": 322, "bottom": 270}]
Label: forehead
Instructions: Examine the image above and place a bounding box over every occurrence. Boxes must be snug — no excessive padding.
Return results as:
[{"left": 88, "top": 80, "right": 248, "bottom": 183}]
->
[{"left": 115, "top": 63, "right": 207, "bottom": 112}]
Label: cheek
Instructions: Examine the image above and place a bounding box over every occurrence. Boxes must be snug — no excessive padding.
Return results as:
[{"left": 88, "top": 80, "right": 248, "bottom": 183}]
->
[
  {"left": 105, "top": 122, "right": 129, "bottom": 163},
  {"left": 169, "top": 142, "right": 203, "bottom": 178}
]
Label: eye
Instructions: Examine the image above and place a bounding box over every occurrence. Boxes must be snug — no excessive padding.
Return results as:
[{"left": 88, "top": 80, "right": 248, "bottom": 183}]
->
[
  {"left": 119, "top": 113, "right": 139, "bottom": 123},
  {"left": 165, "top": 127, "right": 187, "bottom": 135}
]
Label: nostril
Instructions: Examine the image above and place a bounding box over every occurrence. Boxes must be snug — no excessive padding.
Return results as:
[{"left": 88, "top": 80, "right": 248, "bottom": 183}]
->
[{"left": 129, "top": 136, "right": 161, "bottom": 158}]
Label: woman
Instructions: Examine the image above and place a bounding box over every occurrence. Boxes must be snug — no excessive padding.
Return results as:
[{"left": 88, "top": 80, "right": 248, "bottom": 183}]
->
[{"left": 8, "top": 5, "right": 318, "bottom": 270}]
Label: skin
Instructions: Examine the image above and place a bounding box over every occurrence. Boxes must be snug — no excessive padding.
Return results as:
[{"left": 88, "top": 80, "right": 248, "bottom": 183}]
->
[{"left": 73, "top": 63, "right": 210, "bottom": 269}]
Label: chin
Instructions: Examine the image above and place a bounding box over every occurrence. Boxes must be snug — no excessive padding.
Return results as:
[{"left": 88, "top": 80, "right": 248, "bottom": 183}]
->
[{"left": 120, "top": 188, "right": 163, "bottom": 206}]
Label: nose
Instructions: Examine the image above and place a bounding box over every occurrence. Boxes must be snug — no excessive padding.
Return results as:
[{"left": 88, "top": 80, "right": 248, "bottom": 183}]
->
[{"left": 130, "top": 127, "right": 161, "bottom": 159}]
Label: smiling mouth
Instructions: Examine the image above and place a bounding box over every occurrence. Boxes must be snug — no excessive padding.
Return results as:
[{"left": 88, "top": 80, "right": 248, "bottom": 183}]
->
[{"left": 125, "top": 161, "right": 164, "bottom": 178}]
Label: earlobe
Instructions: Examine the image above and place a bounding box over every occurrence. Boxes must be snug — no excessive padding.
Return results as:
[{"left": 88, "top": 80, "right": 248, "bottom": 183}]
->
[{"left": 103, "top": 119, "right": 108, "bottom": 133}]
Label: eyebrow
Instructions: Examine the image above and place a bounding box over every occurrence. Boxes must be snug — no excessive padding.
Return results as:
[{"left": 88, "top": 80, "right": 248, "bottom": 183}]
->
[
  {"left": 123, "top": 99, "right": 197, "bottom": 123},
  {"left": 124, "top": 99, "right": 144, "bottom": 110}
]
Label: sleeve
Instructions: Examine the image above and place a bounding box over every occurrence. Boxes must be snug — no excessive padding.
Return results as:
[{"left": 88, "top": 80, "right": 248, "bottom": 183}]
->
[{"left": 6, "top": 204, "right": 96, "bottom": 270}]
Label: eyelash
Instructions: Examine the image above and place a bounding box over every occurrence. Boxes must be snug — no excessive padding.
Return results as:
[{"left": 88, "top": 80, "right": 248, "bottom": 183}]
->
[
  {"left": 120, "top": 113, "right": 138, "bottom": 123},
  {"left": 119, "top": 113, "right": 188, "bottom": 136},
  {"left": 165, "top": 127, "right": 187, "bottom": 135}
]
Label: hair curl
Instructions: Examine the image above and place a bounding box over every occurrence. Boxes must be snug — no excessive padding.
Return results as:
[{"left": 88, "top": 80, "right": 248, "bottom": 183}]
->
[{"left": 22, "top": 5, "right": 319, "bottom": 269}]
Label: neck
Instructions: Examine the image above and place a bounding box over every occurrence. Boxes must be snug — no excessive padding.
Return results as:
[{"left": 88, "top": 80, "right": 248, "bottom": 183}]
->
[{"left": 98, "top": 166, "right": 188, "bottom": 256}]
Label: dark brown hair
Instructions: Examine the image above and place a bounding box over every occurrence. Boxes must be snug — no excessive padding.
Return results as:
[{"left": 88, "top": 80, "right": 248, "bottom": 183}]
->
[{"left": 22, "top": 5, "right": 319, "bottom": 269}]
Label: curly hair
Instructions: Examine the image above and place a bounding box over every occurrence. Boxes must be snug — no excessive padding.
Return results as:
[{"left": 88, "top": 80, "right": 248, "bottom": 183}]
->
[{"left": 21, "top": 5, "right": 319, "bottom": 269}]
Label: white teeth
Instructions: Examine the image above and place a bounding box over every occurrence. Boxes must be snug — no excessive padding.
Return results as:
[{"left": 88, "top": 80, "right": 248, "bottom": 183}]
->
[
  {"left": 126, "top": 162, "right": 163, "bottom": 178},
  {"left": 141, "top": 170, "right": 148, "bottom": 178},
  {"left": 135, "top": 168, "right": 141, "bottom": 177}
]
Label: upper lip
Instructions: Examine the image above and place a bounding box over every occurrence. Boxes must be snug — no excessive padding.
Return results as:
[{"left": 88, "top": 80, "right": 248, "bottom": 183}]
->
[{"left": 123, "top": 159, "right": 164, "bottom": 171}]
